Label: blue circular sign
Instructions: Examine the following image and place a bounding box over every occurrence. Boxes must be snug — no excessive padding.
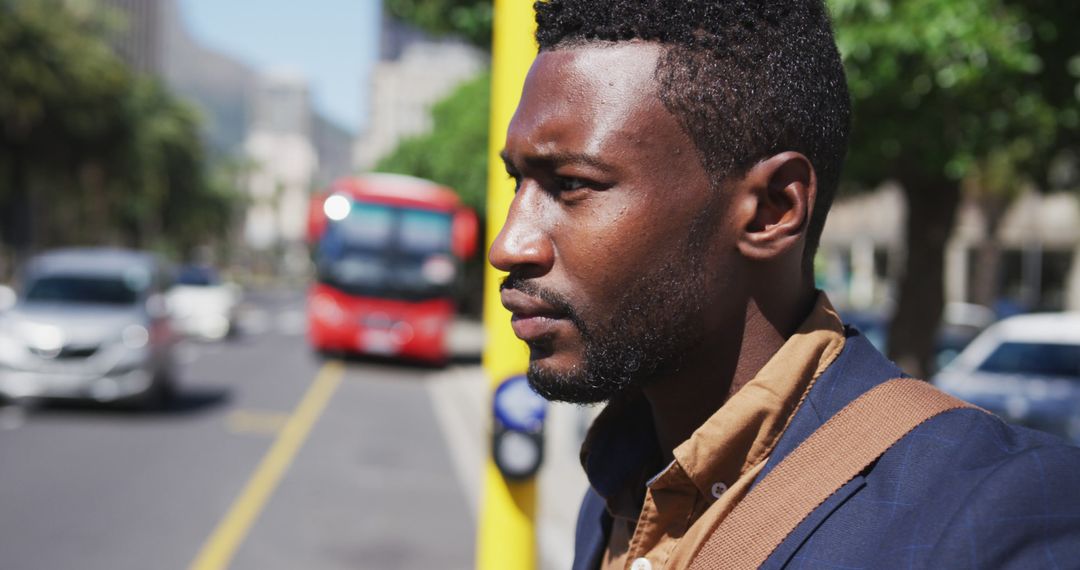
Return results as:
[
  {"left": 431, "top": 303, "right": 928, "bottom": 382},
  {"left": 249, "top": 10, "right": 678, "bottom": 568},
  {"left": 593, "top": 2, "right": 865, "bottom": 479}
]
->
[{"left": 493, "top": 375, "right": 547, "bottom": 432}]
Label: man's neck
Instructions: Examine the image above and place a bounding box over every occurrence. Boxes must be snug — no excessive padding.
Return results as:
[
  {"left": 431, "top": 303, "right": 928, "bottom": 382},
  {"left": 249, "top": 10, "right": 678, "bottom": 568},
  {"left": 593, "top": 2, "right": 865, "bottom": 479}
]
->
[{"left": 641, "top": 290, "right": 816, "bottom": 460}]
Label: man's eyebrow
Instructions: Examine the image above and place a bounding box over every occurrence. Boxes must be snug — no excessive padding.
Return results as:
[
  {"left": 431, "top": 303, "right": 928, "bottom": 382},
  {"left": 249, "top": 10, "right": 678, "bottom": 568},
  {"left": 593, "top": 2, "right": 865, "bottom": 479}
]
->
[{"left": 499, "top": 149, "right": 615, "bottom": 172}]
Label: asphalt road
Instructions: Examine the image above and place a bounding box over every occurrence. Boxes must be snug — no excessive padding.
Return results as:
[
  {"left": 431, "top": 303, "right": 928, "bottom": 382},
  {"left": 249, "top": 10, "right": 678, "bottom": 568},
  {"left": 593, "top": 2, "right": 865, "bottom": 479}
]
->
[{"left": 0, "top": 289, "right": 476, "bottom": 570}]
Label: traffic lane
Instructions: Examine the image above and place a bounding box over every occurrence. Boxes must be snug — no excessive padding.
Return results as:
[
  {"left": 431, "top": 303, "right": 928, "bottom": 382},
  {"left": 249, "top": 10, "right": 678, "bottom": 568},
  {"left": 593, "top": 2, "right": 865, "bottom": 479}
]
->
[
  {"left": 0, "top": 290, "right": 477, "bottom": 570},
  {"left": 229, "top": 357, "right": 475, "bottom": 570},
  {"left": 0, "top": 317, "right": 322, "bottom": 570},
  {"left": 199, "top": 292, "right": 473, "bottom": 569}
]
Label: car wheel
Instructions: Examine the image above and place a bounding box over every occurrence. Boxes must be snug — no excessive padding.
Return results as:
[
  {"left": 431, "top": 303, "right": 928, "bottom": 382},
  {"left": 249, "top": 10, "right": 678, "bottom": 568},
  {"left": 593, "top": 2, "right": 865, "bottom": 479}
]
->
[
  {"left": 133, "top": 374, "right": 176, "bottom": 412},
  {"left": 313, "top": 347, "right": 338, "bottom": 361}
]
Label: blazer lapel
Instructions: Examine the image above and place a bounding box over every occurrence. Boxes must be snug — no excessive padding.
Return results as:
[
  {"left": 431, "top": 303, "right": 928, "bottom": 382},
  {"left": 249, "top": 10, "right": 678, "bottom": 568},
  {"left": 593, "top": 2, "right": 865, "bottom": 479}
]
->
[{"left": 572, "top": 488, "right": 611, "bottom": 570}]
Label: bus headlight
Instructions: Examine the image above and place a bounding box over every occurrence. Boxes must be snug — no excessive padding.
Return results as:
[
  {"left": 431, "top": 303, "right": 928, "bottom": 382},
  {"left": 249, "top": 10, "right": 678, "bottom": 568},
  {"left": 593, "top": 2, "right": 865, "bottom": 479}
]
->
[
  {"left": 311, "top": 294, "right": 346, "bottom": 325},
  {"left": 421, "top": 255, "right": 456, "bottom": 285},
  {"left": 323, "top": 194, "right": 352, "bottom": 221},
  {"left": 390, "top": 321, "right": 414, "bottom": 344}
]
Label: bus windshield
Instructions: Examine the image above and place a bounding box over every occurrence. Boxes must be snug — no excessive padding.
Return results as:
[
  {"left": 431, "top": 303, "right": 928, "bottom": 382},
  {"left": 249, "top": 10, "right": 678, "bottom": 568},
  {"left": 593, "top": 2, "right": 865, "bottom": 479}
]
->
[{"left": 315, "top": 201, "right": 456, "bottom": 300}]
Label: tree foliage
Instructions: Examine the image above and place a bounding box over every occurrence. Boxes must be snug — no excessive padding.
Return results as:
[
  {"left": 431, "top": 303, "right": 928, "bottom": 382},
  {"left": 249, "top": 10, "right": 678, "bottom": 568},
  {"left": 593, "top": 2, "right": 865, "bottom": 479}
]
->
[
  {"left": 830, "top": 0, "right": 1079, "bottom": 376},
  {"left": 375, "top": 71, "right": 491, "bottom": 217},
  {"left": 120, "top": 79, "right": 244, "bottom": 256},
  {"left": 833, "top": 0, "right": 1063, "bottom": 188},
  {"left": 384, "top": 0, "right": 493, "bottom": 48},
  {"left": 0, "top": 0, "right": 242, "bottom": 266}
]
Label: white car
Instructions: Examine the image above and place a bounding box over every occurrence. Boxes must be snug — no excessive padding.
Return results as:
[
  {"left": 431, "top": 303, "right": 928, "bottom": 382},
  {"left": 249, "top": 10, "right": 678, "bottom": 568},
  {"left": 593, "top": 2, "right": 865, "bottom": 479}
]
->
[
  {"left": 166, "top": 265, "right": 240, "bottom": 341},
  {"left": 933, "top": 312, "right": 1080, "bottom": 442}
]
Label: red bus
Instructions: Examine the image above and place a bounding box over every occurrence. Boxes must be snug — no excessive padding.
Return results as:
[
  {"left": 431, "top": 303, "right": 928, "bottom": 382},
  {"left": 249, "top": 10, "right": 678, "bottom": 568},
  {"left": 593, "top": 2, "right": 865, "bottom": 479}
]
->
[{"left": 306, "top": 174, "right": 478, "bottom": 364}]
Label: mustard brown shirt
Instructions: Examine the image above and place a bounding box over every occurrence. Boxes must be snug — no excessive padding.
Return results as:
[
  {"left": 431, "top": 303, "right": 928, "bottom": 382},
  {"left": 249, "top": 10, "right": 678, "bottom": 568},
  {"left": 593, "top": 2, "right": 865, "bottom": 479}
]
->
[{"left": 580, "top": 294, "right": 846, "bottom": 570}]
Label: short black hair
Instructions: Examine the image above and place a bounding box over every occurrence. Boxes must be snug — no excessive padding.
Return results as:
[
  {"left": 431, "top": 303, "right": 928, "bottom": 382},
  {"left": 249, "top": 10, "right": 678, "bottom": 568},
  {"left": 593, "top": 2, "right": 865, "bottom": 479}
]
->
[{"left": 534, "top": 0, "right": 850, "bottom": 259}]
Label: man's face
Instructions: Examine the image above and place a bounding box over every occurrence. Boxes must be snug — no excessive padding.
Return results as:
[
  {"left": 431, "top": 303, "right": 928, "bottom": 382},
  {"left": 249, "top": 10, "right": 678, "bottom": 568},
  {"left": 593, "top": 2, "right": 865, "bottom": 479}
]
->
[{"left": 491, "top": 43, "right": 739, "bottom": 404}]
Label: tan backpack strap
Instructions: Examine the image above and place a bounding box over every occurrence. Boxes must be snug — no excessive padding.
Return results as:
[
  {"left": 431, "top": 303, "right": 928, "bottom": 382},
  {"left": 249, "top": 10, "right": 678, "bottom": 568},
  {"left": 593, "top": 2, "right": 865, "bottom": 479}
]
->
[{"left": 688, "top": 378, "right": 974, "bottom": 569}]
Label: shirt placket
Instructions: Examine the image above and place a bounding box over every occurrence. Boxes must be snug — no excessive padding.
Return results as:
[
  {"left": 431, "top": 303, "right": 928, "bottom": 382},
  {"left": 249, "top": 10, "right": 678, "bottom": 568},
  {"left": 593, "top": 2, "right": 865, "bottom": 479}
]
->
[{"left": 622, "top": 464, "right": 701, "bottom": 570}]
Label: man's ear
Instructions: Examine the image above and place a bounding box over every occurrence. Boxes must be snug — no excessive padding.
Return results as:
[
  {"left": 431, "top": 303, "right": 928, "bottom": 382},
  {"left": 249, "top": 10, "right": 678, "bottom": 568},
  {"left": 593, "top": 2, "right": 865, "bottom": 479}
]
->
[{"left": 734, "top": 152, "right": 816, "bottom": 261}]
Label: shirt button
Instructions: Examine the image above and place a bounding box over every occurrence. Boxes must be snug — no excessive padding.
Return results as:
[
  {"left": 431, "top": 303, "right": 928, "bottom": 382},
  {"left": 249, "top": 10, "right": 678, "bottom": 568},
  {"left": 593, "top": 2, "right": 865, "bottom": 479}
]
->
[
  {"left": 631, "top": 558, "right": 653, "bottom": 570},
  {"left": 711, "top": 481, "right": 728, "bottom": 499}
]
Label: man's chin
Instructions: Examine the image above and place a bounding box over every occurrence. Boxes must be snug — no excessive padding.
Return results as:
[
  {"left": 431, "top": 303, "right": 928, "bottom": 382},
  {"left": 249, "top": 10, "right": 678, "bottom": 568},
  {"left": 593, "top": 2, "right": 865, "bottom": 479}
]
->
[{"left": 526, "top": 361, "right": 619, "bottom": 405}]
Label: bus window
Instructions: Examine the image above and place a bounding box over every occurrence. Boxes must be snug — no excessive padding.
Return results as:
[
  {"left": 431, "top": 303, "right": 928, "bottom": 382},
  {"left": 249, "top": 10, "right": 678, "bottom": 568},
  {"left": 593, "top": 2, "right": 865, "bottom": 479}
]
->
[
  {"left": 401, "top": 210, "right": 452, "bottom": 255},
  {"left": 340, "top": 203, "right": 394, "bottom": 250}
]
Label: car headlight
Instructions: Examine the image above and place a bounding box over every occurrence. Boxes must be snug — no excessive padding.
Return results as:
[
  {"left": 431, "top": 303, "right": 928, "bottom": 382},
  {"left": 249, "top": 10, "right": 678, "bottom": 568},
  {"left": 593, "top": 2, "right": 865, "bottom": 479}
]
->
[
  {"left": 0, "top": 322, "right": 16, "bottom": 343},
  {"left": 0, "top": 325, "right": 23, "bottom": 364},
  {"left": 19, "top": 321, "right": 64, "bottom": 354},
  {"left": 120, "top": 325, "right": 149, "bottom": 349}
]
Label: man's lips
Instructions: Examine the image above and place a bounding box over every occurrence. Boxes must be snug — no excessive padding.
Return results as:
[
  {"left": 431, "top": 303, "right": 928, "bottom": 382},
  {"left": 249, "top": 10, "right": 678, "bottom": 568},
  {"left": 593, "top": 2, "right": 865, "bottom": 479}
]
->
[{"left": 500, "top": 288, "right": 571, "bottom": 341}]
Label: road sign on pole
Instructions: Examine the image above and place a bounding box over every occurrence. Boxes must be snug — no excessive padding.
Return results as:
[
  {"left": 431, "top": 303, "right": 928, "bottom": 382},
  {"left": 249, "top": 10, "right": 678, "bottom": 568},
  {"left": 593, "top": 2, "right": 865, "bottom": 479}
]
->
[{"left": 478, "top": 1, "right": 539, "bottom": 569}]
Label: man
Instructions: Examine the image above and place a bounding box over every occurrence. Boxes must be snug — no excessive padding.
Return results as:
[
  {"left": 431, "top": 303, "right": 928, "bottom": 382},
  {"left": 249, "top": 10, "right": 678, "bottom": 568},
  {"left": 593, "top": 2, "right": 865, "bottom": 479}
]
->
[{"left": 491, "top": 1, "right": 1080, "bottom": 569}]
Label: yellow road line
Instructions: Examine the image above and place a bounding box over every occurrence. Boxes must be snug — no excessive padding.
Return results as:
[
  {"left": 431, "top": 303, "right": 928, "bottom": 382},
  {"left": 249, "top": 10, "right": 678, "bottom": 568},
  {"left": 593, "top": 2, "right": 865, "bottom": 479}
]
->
[
  {"left": 188, "top": 361, "right": 345, "bottom": 570},
  {"left": 225, "top": 410, "right": 291, "bottom": 436}
]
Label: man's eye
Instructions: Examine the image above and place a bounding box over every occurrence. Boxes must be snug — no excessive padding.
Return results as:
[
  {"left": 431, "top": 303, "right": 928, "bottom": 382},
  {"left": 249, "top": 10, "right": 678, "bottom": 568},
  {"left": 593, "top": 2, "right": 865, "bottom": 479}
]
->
[{"left": 556, "top": 177, "right": 587, "bottom": 192}]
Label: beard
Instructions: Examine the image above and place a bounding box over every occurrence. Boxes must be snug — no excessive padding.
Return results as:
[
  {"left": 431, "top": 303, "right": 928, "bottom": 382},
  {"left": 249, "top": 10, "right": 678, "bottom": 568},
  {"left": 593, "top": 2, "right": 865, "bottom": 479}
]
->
[{"left": 503, "top": 202, "right": 717, "bottom": 405}]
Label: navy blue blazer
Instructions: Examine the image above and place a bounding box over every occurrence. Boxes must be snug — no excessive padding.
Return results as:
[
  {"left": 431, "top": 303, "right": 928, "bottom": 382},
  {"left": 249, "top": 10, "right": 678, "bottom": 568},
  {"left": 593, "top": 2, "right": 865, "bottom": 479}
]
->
[{"left": 573, "top": 328, "right": 1080, "bottom": 569}]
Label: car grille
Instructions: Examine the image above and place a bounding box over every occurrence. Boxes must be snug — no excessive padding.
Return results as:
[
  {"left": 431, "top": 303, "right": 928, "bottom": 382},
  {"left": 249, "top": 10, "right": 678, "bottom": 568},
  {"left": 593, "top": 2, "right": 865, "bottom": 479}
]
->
[{"left": 29, "top": 344, "right": 100, "bottom": 360}]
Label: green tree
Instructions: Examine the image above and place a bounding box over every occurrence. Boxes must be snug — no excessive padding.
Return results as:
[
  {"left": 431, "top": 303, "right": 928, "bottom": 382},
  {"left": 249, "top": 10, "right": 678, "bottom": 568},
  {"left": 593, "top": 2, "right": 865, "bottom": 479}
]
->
[
  {"left": 962, "top": 0, "right": 1080, "bottom": 312},
  {"left": 375, "top": 71, "right": 491, "bottom": 217},
  {"left": 385, "top": 0, "right": 493, "bottom": 47},
  {"left": 0, "top": 0, "right": 243, "bottom": 266},
  {"left": 0, "top": 0, "right": 131, "bottom": 257},
  {"left": 119, "top": 78, "right": 242, "bottom": 256},
  {"left": 1011, "top": 0, "right": 1080, "bottom": 167},
  {"left": 830, "top": 0, "right": 1077, "bottom": 377}
]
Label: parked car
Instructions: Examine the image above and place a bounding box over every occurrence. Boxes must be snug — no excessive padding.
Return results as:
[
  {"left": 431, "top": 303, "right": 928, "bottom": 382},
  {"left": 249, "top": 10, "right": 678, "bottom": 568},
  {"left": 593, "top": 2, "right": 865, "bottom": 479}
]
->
[
  {"left": 0, "top": 248, "right": 179, "bottom": 409},
  {"left": 933, "top": 312, "right": 1080, "bottom": 442},
  {"left": 842, "top": 302, "right": 995, "bottom": 371},
  {"left": 166, "top": 264, "right": 240, "bottom": 341}
]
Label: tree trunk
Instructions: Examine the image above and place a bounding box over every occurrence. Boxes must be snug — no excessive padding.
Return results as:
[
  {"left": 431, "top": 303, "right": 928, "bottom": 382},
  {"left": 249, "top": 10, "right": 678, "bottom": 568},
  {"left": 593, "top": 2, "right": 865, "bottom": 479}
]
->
[
  {"left": 969, "top": 199, "right": 1008, "bottom": 309},
  {"left": 2, "top": 148, "right": 34, "bottom": 267},
  {"left": 887, "top": 179, "right": 962, "bottom": 378},
  {"left": 78, "top": 161, "right": 113, "bottom": 246}
]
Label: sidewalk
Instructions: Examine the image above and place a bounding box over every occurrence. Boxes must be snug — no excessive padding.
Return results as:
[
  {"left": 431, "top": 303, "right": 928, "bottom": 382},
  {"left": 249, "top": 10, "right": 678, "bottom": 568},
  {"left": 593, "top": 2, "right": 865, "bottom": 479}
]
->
[{"left": 432, "top": 319, "right": 594, "bottom": 569}]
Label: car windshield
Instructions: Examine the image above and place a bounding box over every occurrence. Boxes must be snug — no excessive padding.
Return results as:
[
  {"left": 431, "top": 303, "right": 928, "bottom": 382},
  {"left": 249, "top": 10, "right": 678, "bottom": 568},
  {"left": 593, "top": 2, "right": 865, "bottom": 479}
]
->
[
  {"left": 315, "top": 202, "right": 455, "bottom": 300},
  {"left": 176, "top": 266, "right": 220, "bottom": 286},
  {"left": 977, "top": 341, "right": 1080, "bottom": 380},
  {"left": 24, "top": 274, "right": 141, "bottom": 306}
]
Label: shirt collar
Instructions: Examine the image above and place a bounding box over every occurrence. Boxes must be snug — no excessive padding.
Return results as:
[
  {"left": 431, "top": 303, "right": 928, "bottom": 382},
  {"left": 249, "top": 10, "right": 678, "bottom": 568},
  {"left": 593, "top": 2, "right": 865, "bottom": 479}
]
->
[
  {"left": 579, "top": 388, "right": 661, "bottom": 517},
  {"left": 580, "top": 293, "right": 846, "bottom": 516}
]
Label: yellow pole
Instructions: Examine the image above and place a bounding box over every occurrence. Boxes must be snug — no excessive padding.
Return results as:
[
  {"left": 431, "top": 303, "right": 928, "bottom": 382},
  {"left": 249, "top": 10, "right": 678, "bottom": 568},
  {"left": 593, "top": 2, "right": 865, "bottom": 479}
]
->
[{"left": 478, "top": 1, "right": 538, "bottom": 569}]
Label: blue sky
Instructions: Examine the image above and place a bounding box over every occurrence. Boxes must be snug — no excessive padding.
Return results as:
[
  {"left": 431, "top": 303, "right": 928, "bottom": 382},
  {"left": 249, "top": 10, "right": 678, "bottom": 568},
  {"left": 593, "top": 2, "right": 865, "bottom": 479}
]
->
[{"left": 178, "top": 0, "right": 380, "bottom": 133}]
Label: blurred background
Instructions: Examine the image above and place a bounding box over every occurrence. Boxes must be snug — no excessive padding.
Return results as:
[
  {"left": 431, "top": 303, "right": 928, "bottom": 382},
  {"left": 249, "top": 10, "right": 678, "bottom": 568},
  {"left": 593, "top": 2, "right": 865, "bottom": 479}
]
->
[{"left": 0, "top": 0, "right": 1077, "bottom": 569}]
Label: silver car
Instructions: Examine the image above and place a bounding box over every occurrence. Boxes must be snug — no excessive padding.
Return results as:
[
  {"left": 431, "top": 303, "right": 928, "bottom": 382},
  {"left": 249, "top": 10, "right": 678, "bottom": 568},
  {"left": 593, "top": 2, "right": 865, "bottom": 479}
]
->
[{"left": 0, "top": 248, "right": 179, "bottom": 409}]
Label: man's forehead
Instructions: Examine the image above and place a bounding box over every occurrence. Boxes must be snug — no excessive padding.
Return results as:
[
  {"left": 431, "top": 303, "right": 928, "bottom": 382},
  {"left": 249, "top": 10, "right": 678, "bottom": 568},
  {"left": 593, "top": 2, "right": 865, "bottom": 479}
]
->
[
  {"left": 506, "top": 43, "right": 670, "bottom": 159},
  {"left": 520, "top": 43, "right": 663, "bottom": 108}
]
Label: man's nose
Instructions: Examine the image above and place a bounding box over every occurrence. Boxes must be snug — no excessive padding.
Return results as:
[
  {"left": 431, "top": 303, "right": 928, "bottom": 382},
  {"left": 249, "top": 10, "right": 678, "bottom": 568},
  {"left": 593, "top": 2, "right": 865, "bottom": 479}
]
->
[{"left": 488, "top": 191, "right": 554, "bottom": 278}]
